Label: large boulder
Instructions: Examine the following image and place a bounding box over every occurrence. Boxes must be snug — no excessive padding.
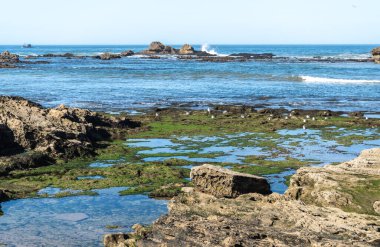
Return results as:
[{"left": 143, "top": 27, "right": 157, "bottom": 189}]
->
[
  {"left": 178, "top": 44, "right": 195, "bottom": 55},
  {"left": 190, "top": 164, "right": 271, "bottom": 198},
  {"left": 372, "top": 47, "right": 380, "bottom": 64},
  {"left": 0, "top": 96, "right": 139, "bottom": 162},
  {"left": 0, "top": 51, "right": 19, "bottom": 63}
]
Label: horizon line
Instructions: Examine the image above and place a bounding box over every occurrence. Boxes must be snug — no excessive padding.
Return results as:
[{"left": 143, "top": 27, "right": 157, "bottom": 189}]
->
[{"left": 0, "top": 43, "right": 379, "bottom": 46}]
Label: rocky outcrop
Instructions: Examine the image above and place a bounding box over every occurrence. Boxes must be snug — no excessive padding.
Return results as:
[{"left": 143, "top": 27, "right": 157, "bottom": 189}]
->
[
  {"left": 0, "top": 96, "right": 139, "bottom": 165},
  {"left": 229, "top": 53, "right": 275, "bottom": 59},
  {"left": 95, "top": 53, "right": 122, "bottom": 60},
  {"left": 286, "top": 148, "right": 380, "bottom": 215},
  {"left": 140, "top": 42, "right": 178, "bottom": 55},
  {"left": 121, "top": 50, "right": 134, "bottom": 57},
  {"left": 372, "top": 47, "right": 380, "bottom": 64},
  {"left": 106, "top": 149, "right": 380, "bottom": 246},
  {"left": 178, "top": 44, "right": 195, "bottom": 55},
  {"left": 0, "top": 51, "right": 20, "bottom": 68},
  {"left": 191, "top": 165, "right": 271, "bottom": 198}
]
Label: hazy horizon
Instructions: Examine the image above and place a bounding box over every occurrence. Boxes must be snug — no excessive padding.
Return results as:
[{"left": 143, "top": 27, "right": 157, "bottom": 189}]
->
[{"left": 1, "top": 0, "right": 379, "bottom": 45}]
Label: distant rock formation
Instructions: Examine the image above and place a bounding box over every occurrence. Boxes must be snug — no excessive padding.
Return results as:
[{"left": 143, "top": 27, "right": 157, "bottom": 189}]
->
[
  {"left": 140, "top": 41, "right": 178, "bottom": 55},
  {"left": 372, "top": 47, "right": 380, "bottom": 64},
  {"left": 178, "top": 44, "right": 195, "bottom": 55},
  {"left": 95, "top": 52, "right": 122, "bottom": 60},
  {"left": 191, "top": 165, "right": 271, "bottom": 198}
]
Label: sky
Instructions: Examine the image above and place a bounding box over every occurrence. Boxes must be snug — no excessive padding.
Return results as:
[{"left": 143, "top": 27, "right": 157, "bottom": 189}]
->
[{"left": 0, "top": 0, "right": 379, "bottom": 45}]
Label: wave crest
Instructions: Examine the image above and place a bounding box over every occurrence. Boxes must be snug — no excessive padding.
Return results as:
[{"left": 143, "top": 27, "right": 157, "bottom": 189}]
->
[{"left": 299, "top": 76, "right": 380, "bottom": 84}]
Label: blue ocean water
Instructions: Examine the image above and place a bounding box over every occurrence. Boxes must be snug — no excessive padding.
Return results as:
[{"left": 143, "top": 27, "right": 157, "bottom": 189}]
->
[{"left": 0, "top": 44, "right": 380, "bottom": 113}]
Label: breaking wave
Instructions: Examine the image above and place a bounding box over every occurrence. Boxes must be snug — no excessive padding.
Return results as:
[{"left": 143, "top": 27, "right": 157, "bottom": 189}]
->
[{"left": 299, "top": 76, "right": 380, "bottom": 84}]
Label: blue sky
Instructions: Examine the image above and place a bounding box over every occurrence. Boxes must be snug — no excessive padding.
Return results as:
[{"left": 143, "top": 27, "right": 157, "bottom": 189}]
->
[{"left": 0, "top": 0, "right": 379, "bottom": 44}]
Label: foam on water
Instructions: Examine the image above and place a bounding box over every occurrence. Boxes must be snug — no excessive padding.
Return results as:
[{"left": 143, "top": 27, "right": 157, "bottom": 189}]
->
[{"left": 300, "top": 76, "right": 380, "bottom": 84}]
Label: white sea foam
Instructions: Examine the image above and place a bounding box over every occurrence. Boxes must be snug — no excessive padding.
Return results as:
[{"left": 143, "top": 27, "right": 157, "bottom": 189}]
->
[
  {"left": 201, "top": 44, "right": 228, "bottom": 56},
  {"left": 300, "top": 76, "right": 380, "bottom": 84}
]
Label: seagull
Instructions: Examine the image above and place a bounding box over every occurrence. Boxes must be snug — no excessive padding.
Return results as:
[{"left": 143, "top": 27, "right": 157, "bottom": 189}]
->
[
  {"left": 268, "top": 117, "right": 272, "bottom": 121},
  {"left": 241, "top": 115, "right": 245, "bottom": 119},
  {"left": 223, "top": 110, "right": 228, "bottom": 114},
  {"left": 312, "top": 117, "right": 316, "bottom": 121},
  {"left": 325, "top": 117, "right": 328, "bottom": 120},
  {"left": 207, "top": 107, "right": 211, "bottom": 114},
  {"left": 285, "top": 116, "right": 289, "bottom": 120},
  {"left": 185, "top": 111, "right": 190, "bottom": 115},
  {"left": 365, "top": 117, "right": 368, "bottom": 120},
  {"left": 306, "top": 115, "right": 310, "bottom": 119},
  {"left": 303, "top": 125, "right": 306, "bottom": 130},
  {"left": 211, "top": 115, "right": 215, "bottom": 119},
  {"left": 155, "top": 112, "right": 159, "bottom": 117},
  {"left": 303, "top": 119, "right": 307, "bottom": 123}
]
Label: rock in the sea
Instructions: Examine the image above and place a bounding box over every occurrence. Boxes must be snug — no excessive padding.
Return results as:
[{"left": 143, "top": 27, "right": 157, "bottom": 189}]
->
[
  {"left": 0, "top": 51, "right": 20, "bottom": 68},
  {"left": 140, "top": 41, "right": 177, "bottom": 55},
  {"left": 178, "top": 44, "right": 195, "bottom": 55},
  {"left": 120, "top": 50, "right": 134, "bottom": 57},
  {"left": 372, "top": 47, "right": 380, "bottom": 64},
  {"left": 95, "top": 53, "right": 122, "bottom": 60},
  {"left": 190, "top": 164, "right": 271, "bottom": 198},
  {"left": 349, "top": 111, "right": 364, "bottom": 118},
  {"left": 0, "top": 96, "right": 139, "bottom": 163}
]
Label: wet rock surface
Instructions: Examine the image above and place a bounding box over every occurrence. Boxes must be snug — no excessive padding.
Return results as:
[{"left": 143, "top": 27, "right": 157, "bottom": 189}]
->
[
  {"left": 107, "top": 149, "right": 380, "bottom": 246},
  {"left": 191, "top": 165, "right": 271, "bottom": 198},
  {"left": 372, "top": 47, "right": 380, "bottom": 64},
  {"left": 0, "top": 51, "right": 20, "bottom": 68},
  {"left": 0, "top": 96, "right": 139, "bottom": 172}
]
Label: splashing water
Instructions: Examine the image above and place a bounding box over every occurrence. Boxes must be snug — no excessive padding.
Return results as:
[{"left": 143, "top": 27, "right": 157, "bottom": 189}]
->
[{"left": 201, "top": 44, "right": 219, "bottom": 55}]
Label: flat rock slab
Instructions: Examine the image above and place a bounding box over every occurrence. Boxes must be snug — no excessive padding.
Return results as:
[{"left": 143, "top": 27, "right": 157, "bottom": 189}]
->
[{"left": 190, "top": 164, "right": 271, "bottom": 198}]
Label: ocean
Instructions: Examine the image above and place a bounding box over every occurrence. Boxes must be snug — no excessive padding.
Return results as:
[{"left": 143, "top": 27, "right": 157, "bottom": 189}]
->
[{"left": 1, "top": 44, "right": 380, "bottom": 113}]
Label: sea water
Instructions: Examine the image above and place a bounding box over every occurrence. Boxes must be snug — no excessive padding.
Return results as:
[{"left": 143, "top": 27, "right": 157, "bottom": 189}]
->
[{"left": 0, "top": 44, "right": 379, "bottom": 113}]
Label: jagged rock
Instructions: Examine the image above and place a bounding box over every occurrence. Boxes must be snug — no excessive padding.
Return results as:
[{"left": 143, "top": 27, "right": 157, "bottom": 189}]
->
[
  {"left": 0, "top": 152, "right": 54, "bottom": 175},
  {"left": 0, "top": 51, "right": 20, "bottom": 68},
  {"left": 103, "top": 233, "right": 130, "bottom": 247},
  {"left": 120, "top": 50, "right": 134, "bottom": 57},
  {"left": 110, "top": 149, "right": 380, "bottom": 246},
  {"left": 140, "top": 42, "right": 177, "bottom": 55},
  {"left": 0, "top": 96, "right": 139, "bottom": 164},
  {"left": 286, "top": 148, "right": 380, "bottom": 214},
  {"left": 178, "top": 44, "right": 195, "bottom": 55},
  {"left": 372, "top": 47, "right": 380, "bottom": 64},
  {"left": 190, "top": 164, "right": 271, "bottom": 198},
  {"left": 0, "top": 51, "right": 19, "bottom": 63}
]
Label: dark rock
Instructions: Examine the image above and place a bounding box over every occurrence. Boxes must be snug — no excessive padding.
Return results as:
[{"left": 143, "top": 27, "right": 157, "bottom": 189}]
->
[
  {"left": 349, "top": 111, "right": 364, "bottom": 118},
  {"left": 103, "top": 233, "right": 130, "bottom": 247},
  {"left": 214, "top": 105, "right": 255, "bottom": 114},
  {"left": 190, "top": 164, "right": 271, "bottom": 198},
  {"left": 229, "top": 53, "right": 275, "bottom": 59},
  {"left": 0, "top": 96, "right": 139, "bottom": 162},
  {"left": 0, "top": 51, "right": 20, "bottom": 68},
  {"left": 0, "top": 152, "right": 54, "bottom": 176},
  {"left": 120, "top": 50, "right": 134, "bottom": 56},
  {"left": 95, "top": 53, "right": 122, "bottom": 60}
]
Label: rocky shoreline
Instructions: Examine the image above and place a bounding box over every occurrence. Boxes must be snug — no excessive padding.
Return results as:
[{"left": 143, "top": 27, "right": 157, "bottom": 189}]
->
[
  {"left": 105, "top": 149, "right": 380, "bottom": 246},
  {"left": 1, "top": 43, "right": 379, "bottom": 68}
]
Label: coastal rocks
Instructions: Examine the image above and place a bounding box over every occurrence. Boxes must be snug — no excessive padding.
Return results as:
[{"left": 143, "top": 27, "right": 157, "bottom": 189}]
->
[
  {"left": 0, "top": 96, "right": 139, "bottom": 164},
  {"left": 140, "top": 41, "right": 178, "bottom": 55},
  {"left": 120, "top": 50, "right": 134, "bottom": 57},
  {"left": 103, "top": 233, "right": 130, "bottom": 247},
  {"left": 0, "top": 152, "right": 54, "bottom": 176},
  {"left": 190, "top": 165, "right": 271, "bottom": 198},
  {"left": 178, "top": 44, "right": 195, "bottom": 55},
  {"left": 95, "top": 53, "right": 122, "bottom": 60},
  {"left": 286, "top": 148, "right": 380, "bottom": 214},
  {"left": 0, "top": 51, "right": 20, "bottom": 68},
  {"left": 229, "top": 53, "right": 275, "bottom": 59},
  {"left": 214, "top": 105, "right": 256, "bottom": 115},
  {"left": 349, "top": 111, "right": 364, "bottom": 118},
  {"left": 108, "top": 149, "right": 380, "bottom": 246},
  {"left": 372, "top": 47, "right": 380, "bottom": 64}
]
